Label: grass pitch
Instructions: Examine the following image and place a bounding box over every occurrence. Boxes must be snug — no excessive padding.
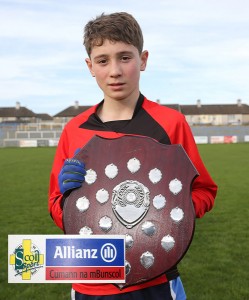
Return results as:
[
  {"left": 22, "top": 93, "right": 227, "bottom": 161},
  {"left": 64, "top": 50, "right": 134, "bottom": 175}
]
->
[{"left": 1, "top": 144, "right": 249, "bottom": 299}]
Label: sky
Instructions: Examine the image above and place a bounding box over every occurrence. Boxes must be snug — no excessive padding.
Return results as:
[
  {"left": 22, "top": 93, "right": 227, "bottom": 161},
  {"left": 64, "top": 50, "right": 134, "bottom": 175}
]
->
[{"left": 0, "top": 0, "right": 249, "bottom": 116}]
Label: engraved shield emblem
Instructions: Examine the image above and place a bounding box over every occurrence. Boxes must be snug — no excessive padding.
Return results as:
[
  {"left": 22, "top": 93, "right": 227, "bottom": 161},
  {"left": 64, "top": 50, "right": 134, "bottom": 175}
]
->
[
  {"left": 112, "top": 180, "right": 150, "bottom": 228},
  {"left": 63, "top": 135, "right": 199, "bottom": 288}
]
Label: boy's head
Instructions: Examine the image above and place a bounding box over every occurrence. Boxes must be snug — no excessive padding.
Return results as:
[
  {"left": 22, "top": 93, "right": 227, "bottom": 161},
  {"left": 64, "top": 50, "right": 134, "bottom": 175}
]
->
[{"left": 83, "top": 12, "right": 144, "bottom": 56}]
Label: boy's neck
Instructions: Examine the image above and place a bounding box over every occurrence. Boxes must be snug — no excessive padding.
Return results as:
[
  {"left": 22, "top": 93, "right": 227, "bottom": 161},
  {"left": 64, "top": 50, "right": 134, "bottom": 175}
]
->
[{"left": 97, "top": 94, "right": 139, "bottom": 122}]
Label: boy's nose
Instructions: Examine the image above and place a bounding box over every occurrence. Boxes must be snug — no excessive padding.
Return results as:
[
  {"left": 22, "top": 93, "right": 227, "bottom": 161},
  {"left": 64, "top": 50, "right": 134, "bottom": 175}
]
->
[{"left": 110, "top": 61, "right": 122, "bottom": 77}]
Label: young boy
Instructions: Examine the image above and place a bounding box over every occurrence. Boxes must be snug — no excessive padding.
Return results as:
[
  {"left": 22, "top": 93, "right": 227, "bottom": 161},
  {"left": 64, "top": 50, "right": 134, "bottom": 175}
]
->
[{"left": 49, "top": 12, "right": 218, "bottom": 300}]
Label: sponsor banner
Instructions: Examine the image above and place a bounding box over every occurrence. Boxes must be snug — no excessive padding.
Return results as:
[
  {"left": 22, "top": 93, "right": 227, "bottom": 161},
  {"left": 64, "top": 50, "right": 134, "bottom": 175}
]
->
[
  {"left": 210, "top": 136, "right": 224, "bottom": 144},
  {"left": 211, "top": 136, "right": 238, "bottom": 144},
  {"left": 8, "top": 235, "right": 125, "bottom": 283},
  {"left": 194, "top": 136, "right": 208, "bottom": 144},
  {"left": 19, "top": 140, "right": 37, "bottom": 147},
  {"left": 244, "top": 135, "right": 249, "bottom": 142},
  {"left": 37, "top": 140, "right": 49, "bottom": 147},
  {"left": 224, "top": 136, "right": 237, "bottom": 144},
  {"left": 49, "top": 139, "right": 59, "bottom": 147}
]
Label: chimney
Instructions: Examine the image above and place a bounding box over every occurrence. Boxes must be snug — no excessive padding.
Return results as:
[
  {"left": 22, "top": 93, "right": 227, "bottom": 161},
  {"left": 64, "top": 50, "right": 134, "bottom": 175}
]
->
[
  {"left": 237, "top": 99, "right": 242, "bottom": 107},
  {"left": 74, "top": 100, "right": 79, "bottom": 109},
  {"left": 197, "top": 99, "right": 201, "bottom": 108},
  {"left": 16, "top": 101, "right": 20, "bottom": 110},
  {"left": 156, "top": 99, "right": 160, "bottom": 104}
]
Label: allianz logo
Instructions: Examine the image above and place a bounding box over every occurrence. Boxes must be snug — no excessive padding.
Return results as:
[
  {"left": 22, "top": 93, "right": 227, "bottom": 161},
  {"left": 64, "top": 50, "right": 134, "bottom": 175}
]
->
[{"left": 53, "top": 243, "right": 117, "bottom": 262}]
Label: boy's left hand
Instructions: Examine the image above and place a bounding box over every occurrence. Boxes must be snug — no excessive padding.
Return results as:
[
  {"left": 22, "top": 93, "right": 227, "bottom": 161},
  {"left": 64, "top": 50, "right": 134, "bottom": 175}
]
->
[{"left": 58, "top": 158, "right": 86, "bottom": 195}]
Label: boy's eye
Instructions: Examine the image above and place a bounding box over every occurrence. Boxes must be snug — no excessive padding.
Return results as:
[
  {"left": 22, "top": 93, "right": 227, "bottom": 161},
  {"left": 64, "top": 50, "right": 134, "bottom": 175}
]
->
[
  {"left": 98, "top": 59, "right": 107, "bottom": 64},
  {"left": 121, "top": 56, "right": 131, "bottom": 61}
]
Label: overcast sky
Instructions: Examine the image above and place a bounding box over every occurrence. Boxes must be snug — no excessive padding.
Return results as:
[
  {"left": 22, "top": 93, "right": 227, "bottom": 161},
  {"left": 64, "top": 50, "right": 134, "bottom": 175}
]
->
[{"left": 0, "top": 0, "right": 249, "bottom": 115}]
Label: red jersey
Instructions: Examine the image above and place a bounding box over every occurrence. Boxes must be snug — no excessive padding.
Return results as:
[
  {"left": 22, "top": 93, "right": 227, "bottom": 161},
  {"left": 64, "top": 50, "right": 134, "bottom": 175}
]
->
[{"left": 49, "top": 94, "right": 217, "bottom": 295}]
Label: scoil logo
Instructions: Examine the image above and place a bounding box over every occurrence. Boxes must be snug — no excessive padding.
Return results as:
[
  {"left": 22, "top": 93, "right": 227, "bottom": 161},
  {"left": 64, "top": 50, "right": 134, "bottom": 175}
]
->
[{"left": 9, "top": 239, "right": 44, "bottom": 280}]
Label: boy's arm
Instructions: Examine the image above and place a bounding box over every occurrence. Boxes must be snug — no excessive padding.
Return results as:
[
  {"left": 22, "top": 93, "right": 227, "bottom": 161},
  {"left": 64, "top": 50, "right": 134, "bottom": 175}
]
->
[
  {"left": 48, "top": 129, "right": 69, "bottom": 230},
  {"left": 170, "top": 115, "right": 218, "bottom": 218}
]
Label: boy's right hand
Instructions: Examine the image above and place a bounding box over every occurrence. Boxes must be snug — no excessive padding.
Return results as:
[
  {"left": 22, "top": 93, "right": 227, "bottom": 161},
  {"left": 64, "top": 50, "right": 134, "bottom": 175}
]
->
[{"left": 58, "top": 159, "right": 86, "bottom": 195}]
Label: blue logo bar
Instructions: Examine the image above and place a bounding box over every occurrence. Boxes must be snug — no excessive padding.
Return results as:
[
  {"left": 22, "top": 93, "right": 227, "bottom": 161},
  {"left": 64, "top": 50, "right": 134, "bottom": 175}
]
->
[{"left": 46, "top": 238, "right": 125, "bottom": 267}]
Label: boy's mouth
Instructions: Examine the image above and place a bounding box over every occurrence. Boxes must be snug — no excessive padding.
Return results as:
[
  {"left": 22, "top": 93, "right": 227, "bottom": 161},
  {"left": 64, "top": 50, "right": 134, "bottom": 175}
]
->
[
  {"left": 108, "top": 83, "right": 125, "bottom": 90},
  {"left": 109, "top": 82, "right": 124, "bottom": 86}
]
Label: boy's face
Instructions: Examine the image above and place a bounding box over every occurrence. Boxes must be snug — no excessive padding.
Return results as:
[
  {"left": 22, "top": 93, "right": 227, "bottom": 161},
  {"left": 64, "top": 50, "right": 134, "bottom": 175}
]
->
[{"left": 86, "top": 40, "right": 148, "bottom": 103}]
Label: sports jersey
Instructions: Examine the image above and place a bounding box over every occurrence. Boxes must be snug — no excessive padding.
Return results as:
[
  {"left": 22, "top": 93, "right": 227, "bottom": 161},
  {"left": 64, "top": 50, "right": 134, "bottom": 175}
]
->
[{"left": 49, "top": 94, "right": 217, "bottom": 296}]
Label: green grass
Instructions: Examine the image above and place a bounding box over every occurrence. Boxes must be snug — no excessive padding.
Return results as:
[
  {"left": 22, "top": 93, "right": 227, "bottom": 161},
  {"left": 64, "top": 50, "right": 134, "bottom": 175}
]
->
[
  {"left": 179, "top": 144, "right": 249, "bottom": 300},
  {"left": 0, "top": 147, "right": 70, "bottom": 299},
  {"left": 1, "top": 144, "right": 249, "bottom": 299}
]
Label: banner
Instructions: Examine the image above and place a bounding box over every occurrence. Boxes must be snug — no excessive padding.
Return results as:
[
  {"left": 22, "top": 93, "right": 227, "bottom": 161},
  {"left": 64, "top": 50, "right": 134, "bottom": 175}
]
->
[
  {"left": 210, "top": 135, "right": 238, "bottom": 144},
  {"left": 210, "top": 136, "right": 224, "bottom": 144},
  {"left": 8, "top": 235, "right": 125, "bottom": 283},
  {"left": 194, "top": 136, "right": 208, "bottom": 144},
  {"left": 224, "top": 136, "right": 237, "bottom": 143},
  {"left": 19, "top": 140, "right": 37, "bottom": 147}
]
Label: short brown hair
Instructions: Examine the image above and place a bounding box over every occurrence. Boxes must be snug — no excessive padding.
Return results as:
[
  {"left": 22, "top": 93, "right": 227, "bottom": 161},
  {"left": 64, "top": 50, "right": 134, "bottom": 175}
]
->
[{"left": 83, "top": 12, "right": 144, "bottom": 56}]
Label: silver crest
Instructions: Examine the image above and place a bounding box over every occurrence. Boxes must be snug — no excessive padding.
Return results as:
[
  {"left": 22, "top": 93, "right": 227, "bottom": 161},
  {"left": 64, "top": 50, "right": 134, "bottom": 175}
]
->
[
  {"left": 140, "top": 251, "right": 155, "bottom": 269},
  {"left": 148, "top": 168, "right": 162, "bottom": 184},
  {"left": 170, "top": 207, "right": 184, "bottom": 222},
  {"left": 96, "top": 188, "right": 109, "bottom": 204},
  {"left": 142, "top": 221, "right": 156, "bottom": 236},
  {"left": 161, "top": 235, "right": 175, "bottom": 252},
  {"left": 85, "top": 169, "right": 97, "bottom": 184},
  {"left": 79, "top": 226, "right": 93, "bottom": 235},
  {"left": 169, "top": 178, "right": 183, "bottom": 195},
  {"left": 105, "top": 163, "right": 118, "bottom": 179},
  {"left": 99, "top": 216, "right": 113, "bottom": 232},
  {"left": 127, "top": 157, "right": 141, "bottom": 173},
  {"left": 76, "top": 196, "right": 90, "bottom": 212},
  {"left": 125, "top": 234, "right": 134, "bottom": 249},
  {"left": 153, "top": 194, "right": 166, "bottom": 210},
  {"left": 112, "top": 180, "right": 150, "bottom": 228}
]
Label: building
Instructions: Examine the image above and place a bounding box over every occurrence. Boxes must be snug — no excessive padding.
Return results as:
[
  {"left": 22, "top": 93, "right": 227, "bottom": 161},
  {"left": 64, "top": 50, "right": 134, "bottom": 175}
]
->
[
  {"left": 0, "top": 102, "right": 36, "bottom": 123},
  {"left": 53, "top": 101, "right": 90, "bottom": 123},
  {"left": 35, "top": 113, "right": 53, "bottom": 122},
  {"left": 53, "top": 99, "right": 249, "bottom": 126},
  {"left": 1, "top": 99, "right": 249, "bottom": 147},
  {"left": 1, "top": 100, "right": 249, "bottom": 126},
  {"left": 182, "top": 99, "right": 249, "bottom": 126}
]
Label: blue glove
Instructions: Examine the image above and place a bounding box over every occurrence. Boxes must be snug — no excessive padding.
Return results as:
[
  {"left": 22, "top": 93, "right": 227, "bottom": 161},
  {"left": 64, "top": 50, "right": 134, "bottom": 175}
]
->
[{"left": 58, "top": 158, "right": 86, "bottom": 195}]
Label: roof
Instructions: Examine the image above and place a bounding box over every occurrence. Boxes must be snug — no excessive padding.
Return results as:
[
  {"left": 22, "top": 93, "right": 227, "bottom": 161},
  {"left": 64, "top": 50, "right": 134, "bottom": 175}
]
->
[
  {"left": 0, "top": 106, "right": 36, "bottom": 118},
  {"left": 180, "top": 104, "right": 249, "bottom": 115},
  {"left": 3, "top": 101, "right": 248, "bottom": 119},
  {"left": 162, "top": 104, "right": 181, "bottom": 112},
  {"left": 53, "top": 102, "right": 249, "bottom": 118},
  {"left": 35, "top": 113, "right": 53, "bottom": 121},
  {"left": 54, "top": 104, "right": 182, "bottom": 117},
  {"left": 53, "top": 106, "right": 91, "bottom": 117}
]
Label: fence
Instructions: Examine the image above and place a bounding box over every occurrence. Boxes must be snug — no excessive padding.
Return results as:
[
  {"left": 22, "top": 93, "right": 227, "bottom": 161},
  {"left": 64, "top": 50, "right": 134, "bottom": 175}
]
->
[{"left": 0, "top": 123, "right": 249, "bottom": 147}]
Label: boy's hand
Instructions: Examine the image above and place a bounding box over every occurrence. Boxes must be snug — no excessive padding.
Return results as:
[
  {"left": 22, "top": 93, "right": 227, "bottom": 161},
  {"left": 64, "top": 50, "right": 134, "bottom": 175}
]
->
[{"left": 58, "top": 159, "right": 86, "bottom": 195}]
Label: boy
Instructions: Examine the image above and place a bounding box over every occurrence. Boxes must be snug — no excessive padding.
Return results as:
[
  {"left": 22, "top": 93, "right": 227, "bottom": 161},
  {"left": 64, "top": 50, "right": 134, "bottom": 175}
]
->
[{"left": 49, "top": 12, "right": 218, "bottom": 300}]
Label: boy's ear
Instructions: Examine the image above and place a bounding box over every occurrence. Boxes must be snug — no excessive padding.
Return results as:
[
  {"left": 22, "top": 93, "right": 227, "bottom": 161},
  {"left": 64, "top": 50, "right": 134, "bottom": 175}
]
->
[
  {"left": 85, "top": 58, "right": 95, "bottom": 77},
  {"left": 140, "top": 50, "right": 149, "bottom": 71}
]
